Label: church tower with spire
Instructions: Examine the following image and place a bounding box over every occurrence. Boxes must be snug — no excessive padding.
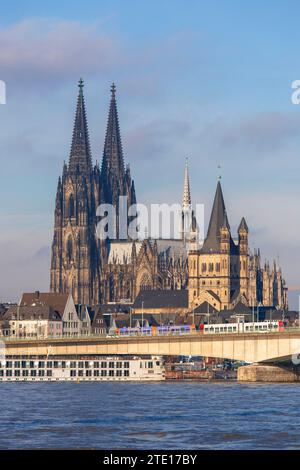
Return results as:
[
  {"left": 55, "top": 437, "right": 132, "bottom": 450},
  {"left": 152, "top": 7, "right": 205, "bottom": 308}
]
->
[
  {"left": 50, "top": 81, "right": 137, "bottom": 306},
  {"left": 50, "top": 79, "right": 101, "bottom": 305},
  {"left": 188, "top": 180, "right": 249, "bottom": 311},
  {"left": 100, "top": 84, "right": 136, "bottom": 239},
  {"left": 180, "top": 159, "right": 198, "bottom": 248}
]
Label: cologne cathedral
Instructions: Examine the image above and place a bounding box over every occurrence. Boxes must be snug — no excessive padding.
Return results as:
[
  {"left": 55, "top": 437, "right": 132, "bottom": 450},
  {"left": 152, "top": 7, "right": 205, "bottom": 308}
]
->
[{"left": 50, "top": 80, "right": 288, "bottom": 311}]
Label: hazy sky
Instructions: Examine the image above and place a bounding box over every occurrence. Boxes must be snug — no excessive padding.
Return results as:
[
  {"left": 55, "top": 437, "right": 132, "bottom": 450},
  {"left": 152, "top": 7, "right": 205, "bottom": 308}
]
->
[{"left": 0, "top": 1, "right": 299, "bottom": 308}]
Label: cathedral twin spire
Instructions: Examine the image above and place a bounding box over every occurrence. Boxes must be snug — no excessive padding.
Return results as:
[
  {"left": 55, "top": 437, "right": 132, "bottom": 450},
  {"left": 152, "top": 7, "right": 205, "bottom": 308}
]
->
[
  {"left": 101, "top": 83, "right": 125, "bottom": 180},
  {"left": 68, "top": 79, "right": 92, "bottom": 175},
  {"left": 68, "top": 79, "right": 126, "bottom": 185}
]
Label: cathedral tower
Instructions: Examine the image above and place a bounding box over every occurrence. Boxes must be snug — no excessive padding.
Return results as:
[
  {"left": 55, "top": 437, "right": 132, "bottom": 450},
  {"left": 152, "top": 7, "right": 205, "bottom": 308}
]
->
[
  {"left": 100, "top": 84, "right": 136, "bottom": 239},
  {"left": 50, "top": 80, "right": 101, "bottom": 305}
]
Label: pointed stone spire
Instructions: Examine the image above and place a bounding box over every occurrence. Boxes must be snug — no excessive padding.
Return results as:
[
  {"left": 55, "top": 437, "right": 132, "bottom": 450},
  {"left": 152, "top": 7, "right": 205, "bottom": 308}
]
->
[
  {"left": 222, "top": 210, "right": 230, "bottom": 230},
  {"left": 68, "top": 79, "right": 92, "bottom": 174},
  {"left": 201, "top": 181, "right": 233, "bottom": 253},
  {"left": 182, "top": 158, "right": 191, "bottom": 209},
  {"left": 238, "top": 217, "right": 249, "bottom": 233},
  {"left": 131, "top": 180, "right": 136, "bottom": 205},
  {"left": 132, "top": 239, "right": 137, "bottom": 262},
  {"left": 101, "top": 83, "right": 125, "bottom": 179}
]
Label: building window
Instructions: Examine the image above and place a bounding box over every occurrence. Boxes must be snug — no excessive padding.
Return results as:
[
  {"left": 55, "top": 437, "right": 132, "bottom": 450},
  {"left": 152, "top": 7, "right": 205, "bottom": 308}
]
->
[
  {"left": 68, "top": 194, "right": 75, "bottom": 218},
  {"left": 67, "top": 237, "right": 73, "bottom": 264}
]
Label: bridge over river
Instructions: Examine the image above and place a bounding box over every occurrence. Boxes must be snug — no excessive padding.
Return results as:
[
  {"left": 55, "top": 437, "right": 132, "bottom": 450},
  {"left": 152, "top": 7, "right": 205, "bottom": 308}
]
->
[{"left": 2, "top": 330, "right": 300, "bottom": 364}]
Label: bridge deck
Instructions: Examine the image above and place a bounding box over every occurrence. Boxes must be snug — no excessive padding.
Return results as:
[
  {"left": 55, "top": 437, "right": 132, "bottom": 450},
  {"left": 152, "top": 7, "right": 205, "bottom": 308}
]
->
[{"left": 1, "top": 331, "right": 300, "bottom": 363}]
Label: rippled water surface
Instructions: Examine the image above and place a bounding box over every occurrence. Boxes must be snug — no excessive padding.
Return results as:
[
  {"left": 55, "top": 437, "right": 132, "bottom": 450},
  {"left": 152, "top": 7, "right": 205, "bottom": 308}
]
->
[{"left": 1, "top": 381, "right": 300, "bottom": 449}]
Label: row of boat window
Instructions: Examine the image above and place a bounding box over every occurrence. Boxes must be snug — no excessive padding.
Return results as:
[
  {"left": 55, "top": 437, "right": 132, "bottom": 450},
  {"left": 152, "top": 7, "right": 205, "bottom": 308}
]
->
[
  {"left": 0, "top": 369, "right": 130, "bottom": 377},
  {"left": 0, "top": 361, "right": 131, "bottom": 369}
]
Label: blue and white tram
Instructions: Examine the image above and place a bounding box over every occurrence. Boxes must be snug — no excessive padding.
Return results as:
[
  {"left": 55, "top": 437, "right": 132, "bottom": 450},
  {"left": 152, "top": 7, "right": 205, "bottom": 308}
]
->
[{"left": 201, "top": 320, "right": 284, "bottom": 335}]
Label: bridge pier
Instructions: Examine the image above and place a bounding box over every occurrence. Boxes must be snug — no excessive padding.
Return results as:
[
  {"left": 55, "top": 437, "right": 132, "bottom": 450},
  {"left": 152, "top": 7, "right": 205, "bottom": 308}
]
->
[{"left": 238, "top": 364, "right": 300, "bottom": 383}]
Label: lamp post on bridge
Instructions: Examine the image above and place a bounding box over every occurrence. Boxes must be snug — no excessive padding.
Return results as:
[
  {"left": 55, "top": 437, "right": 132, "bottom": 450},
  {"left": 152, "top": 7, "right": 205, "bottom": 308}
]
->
[{"left": 257, "top": 302, "right": 262, "bottom": 323}]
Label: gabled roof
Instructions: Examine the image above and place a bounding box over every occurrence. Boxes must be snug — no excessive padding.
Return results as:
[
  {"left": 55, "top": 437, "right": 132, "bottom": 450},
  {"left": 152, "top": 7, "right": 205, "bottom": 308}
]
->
[
  {"left": 91, "top": 307, "right": 105, "bottom": 328},
  {"left": 133, "top": 290, "right": 188, "bottom": 309},
  {"left": 100, "top": 303, "right": 132, "bottom": 314},
  {"left": 206, "top": 290, "right": 221, "bottom": 302},
  {"left": 232, "top": 301, "right": 252, "bottom": 315},
  {"left": 194, "top": 301, "right": 219, "bottom": 314},
  {"left": 20, "top": 292, "right": 69, "bottom": 317},
  {"left": 4, "top": 305, "right": 61, "bottom": 321},
  {"left": 150, "top": 239, "right": 187, "bottom": 260},
  {"left": 76, "top": 304, "right": 93, "bottom": 322}
]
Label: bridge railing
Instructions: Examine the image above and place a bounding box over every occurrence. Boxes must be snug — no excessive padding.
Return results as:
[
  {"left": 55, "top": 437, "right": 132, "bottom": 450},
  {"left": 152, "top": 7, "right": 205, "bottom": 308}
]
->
[{"left": 1, "top": 326, "right": 300, "bottom": 343}]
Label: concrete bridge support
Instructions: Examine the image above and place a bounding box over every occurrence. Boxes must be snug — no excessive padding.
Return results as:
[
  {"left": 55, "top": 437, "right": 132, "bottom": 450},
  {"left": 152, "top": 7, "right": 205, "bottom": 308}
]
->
[{"left": 238, "top": 364, "right": 300, "bottom": 383}]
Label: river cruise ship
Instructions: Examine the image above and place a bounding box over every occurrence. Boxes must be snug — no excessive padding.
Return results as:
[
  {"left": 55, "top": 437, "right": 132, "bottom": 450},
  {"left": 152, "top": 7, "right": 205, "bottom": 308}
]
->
[{"left": 0, "top": 355, "right": 165, "bottom": 382}]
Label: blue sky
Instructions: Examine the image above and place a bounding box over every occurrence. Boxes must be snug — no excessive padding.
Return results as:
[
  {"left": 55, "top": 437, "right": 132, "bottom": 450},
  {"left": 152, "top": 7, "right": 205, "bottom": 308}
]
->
[{"left": 0, "top": 1, "right": 299, "bottom": 307}]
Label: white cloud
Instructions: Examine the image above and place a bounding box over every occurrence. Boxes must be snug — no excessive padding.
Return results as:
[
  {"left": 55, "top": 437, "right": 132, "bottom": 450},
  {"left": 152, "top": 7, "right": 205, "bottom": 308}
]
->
[{"left": 0, "top": 18, "right": 123, "bottom": 83}]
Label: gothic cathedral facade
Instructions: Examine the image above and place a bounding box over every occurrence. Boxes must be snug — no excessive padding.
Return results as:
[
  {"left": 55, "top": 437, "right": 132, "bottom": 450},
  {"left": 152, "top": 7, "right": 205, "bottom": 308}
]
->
[{"left": 51, "top": 80, "right": 288, "bottom": 311}]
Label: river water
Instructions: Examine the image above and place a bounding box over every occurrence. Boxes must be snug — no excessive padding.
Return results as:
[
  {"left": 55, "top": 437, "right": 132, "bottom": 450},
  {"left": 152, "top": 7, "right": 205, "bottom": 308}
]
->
[{"left": 0, "top": 381, "right": 299, "bottom": 449}]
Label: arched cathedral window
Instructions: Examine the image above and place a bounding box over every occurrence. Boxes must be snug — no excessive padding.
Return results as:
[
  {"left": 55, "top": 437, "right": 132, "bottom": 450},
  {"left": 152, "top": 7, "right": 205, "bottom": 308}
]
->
[
  {"left": 109, "top": 274, "right": 114, "bottom": 302},
  {"left": 67, "top": 237, "right": 73, "bottom": 264},
  {"left": 68, "top": 194, "right": 75, "bottom": 218},
  {"left": 140, "top": 273, "right": 152, "bottom": 290}
]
